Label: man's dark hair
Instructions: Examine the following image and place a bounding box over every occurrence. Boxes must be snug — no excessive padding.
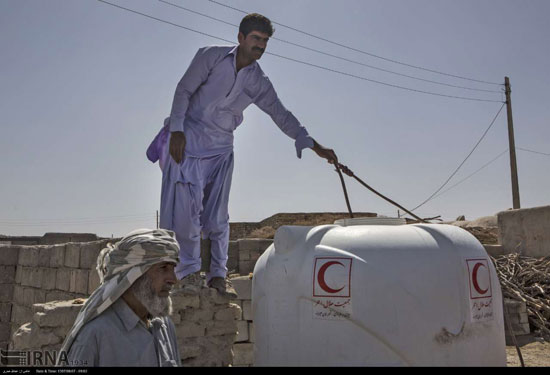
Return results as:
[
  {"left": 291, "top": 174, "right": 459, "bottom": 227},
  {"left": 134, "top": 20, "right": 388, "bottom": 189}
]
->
[{"left": 239, "top": 13, "right": 274, "bottom": 37}]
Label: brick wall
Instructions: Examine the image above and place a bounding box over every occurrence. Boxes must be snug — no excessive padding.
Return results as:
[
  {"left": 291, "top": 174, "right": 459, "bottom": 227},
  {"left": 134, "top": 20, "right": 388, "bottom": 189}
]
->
[{"left": 2, "top": 239, "right": 115, "bottom": 343}]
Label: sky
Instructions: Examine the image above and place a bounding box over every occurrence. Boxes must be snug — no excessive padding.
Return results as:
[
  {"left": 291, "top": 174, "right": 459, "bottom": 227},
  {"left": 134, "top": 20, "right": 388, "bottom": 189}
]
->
[{"left": 1, "top": 0, "right": 549, "bottom": 237}]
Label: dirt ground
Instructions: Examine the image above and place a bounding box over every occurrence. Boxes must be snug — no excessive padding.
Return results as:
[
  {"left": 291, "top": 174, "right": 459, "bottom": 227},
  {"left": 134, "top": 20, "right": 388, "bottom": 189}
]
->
[{"left": 506, "top": 335, "right": 550, "bottom": 367}]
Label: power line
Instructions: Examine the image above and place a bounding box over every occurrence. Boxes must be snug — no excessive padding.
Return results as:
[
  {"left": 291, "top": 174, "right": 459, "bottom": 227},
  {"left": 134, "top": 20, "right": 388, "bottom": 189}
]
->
[
  {"left": 159, "top": 0, "right": 502, "bottom": 94},
  {"left": 430, "top": 149, "right": 508, "bottom": 201},
  {"left": 96, "top": 1, "right": 504, "bottom": 103},
  {"left": 0, "top": 213, "right": 156, "bottom": 226},
  {"left": 208, "top": 0, "right": 503, "bottom": 86},
  {"left": 517, "top": 147, "right": 550, "bottom": 157},
  {"left": 409, "top": 102, "right": 506, "bottom": 212}
]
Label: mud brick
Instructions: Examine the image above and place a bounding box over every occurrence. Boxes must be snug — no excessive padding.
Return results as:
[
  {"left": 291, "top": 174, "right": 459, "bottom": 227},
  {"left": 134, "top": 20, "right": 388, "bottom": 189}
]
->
[
  {"left": 55, "top": 268, "right": 72, "bottom": 292},
  {"left": 231, "top": 276, "right": 252, "bottom": 300},
  {"left": 80, "top": 242, "right": 102, "bottom": 270},
  {"left": 0, "top": 246, "right": 20, "bottom": 265},
  {"left": 69, "top": 269, "right": 89, "bottom": 294},
  {"left": 0, "top": 266, "right": 16, "bottom": 284},
  {"left": 18, "top": 247, "right": 40, "bottom": 267},
  {"left": 49, "top": 245, "right": 66, "bottom": 268},
  {"left": 64, "top": 244, "right": 80, "bottom": 268},
  {"left": 42, "top": 268, "right": 57, "bottom": 290}
]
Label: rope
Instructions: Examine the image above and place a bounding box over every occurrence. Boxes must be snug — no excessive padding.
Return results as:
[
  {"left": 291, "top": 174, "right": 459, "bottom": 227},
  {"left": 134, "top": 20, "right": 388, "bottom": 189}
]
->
[{"left": 334, "top": 162, "right": 428, "bottom": 223}]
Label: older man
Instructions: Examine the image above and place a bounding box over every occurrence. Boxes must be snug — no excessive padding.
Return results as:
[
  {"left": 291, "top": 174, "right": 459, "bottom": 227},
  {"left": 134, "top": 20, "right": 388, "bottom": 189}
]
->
[{"left": 60, "top": 229, "right": 181, "bottom": 367}]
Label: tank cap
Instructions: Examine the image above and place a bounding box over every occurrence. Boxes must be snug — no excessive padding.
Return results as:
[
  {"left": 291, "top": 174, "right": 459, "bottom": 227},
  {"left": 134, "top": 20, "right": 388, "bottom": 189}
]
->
[{"left": 334, "top": 217, "right": 406, "bottom": 226}]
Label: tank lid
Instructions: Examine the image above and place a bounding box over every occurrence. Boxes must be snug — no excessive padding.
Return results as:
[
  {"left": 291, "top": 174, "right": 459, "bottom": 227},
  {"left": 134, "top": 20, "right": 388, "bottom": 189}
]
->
[{"left": 334, "top": 216, "right": 406, "bottom": 226}]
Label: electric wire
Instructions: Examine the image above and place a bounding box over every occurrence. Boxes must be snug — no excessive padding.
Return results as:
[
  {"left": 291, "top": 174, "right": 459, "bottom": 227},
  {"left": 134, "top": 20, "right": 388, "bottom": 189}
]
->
[
  {"left": 96, "top": 0, "right": 503, "bottom": 103},
  {"left": 0, "top": 213, "right": 156, "bottom": 226},
  {"left": 208, "top": 0, "right": 503, "bottom": 86},
  {"left": 159, "top": 0, "right": 502, "bottom": 94},
  {"left": 517, "top": 147, "right": 550, "bottom": 157},
  {"left": 409, "top": 102, "right": 506, "bottom": 212},
  {"left": 429, "top": 149, "right": 508, "bottom": 201}
]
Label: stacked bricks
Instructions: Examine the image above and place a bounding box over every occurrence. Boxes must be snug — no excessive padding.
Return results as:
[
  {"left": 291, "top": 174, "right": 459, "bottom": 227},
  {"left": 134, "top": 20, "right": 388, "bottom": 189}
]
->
[
  {"left": 504, "top": 299, "right": 530, "bottom": 344},
  {"left": 230, "top": 275, "right": 254, "bottom": 367},
  {"left": 8, "top": 239, "right": 115, "bottom": 342},
  {"left": 11, "top": 285, "right": 241, "bottom": 367},
  {"left": 0, "top": 245, "right": 20, "bottom": 351},
  {"left": 172, "top": 285, "right": 240, "bottom": 366},
  {"left": 11, "top": 299, "right": 85, "bottom": 365},
  {"left": 236, "top": 239, "right": 273, "bottom": 275}
]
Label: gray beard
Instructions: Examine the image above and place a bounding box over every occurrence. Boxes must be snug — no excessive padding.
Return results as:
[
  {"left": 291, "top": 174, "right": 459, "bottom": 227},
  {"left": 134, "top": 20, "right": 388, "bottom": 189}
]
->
[{"left": 129, "top": 274, "right": 173, "bottom": 317}]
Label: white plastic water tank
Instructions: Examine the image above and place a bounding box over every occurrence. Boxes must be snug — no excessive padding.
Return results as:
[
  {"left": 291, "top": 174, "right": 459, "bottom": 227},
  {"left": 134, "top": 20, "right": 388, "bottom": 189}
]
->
[{"left": 252, "top": 223, "right": 506, "bottom": 366}]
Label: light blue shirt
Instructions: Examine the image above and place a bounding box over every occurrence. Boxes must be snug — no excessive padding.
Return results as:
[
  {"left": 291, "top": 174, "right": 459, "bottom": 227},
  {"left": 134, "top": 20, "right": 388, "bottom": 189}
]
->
[
  {"left": 169, "top": 45, "right": 314, "bottom": 158},
  {"left": 66, "top": 298, "right": 180, "bottom": 367}
]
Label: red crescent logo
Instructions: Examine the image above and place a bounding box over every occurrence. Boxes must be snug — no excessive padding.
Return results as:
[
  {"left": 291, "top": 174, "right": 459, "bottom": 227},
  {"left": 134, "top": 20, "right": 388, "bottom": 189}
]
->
[
  {"left": 472, "top": 262, "right": 489, "bottom": 295},
  {"left": 317, "top": 261, "right": 345, "bottom": 294}
]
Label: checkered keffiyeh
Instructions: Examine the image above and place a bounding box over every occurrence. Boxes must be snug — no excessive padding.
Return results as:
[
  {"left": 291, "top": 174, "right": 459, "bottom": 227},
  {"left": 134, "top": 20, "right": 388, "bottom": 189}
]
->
[{"left": 58, "top": 229, "right": 179, "bottom": 363}]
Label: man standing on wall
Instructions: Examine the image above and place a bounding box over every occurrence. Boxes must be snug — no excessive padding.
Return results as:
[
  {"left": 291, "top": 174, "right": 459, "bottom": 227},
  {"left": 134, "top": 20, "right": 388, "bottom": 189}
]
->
[{"left": 147, "top": 13, "right": 337, "bottom": 297}]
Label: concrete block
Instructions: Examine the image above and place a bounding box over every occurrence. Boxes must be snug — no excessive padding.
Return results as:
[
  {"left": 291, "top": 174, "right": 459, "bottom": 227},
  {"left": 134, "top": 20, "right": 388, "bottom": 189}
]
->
[
  {"left": 55, "top": 268, "right": 72, "bottom": 292},
  {"left": 64, "top": 244, "right": 80, "bottom": 268},
  {"left": 80, "top": 242, "right": 102, "bottom": 270},
  {"left": 171, "top": 292, "right": 201, "bottom": 310},
  {"left": 23, "top": 288, "right": 35, "bottom": 307},
  {"left": 88, "top": 269, "right": 101, "bottom": 294},
  {"left": 242, "top": 300, "right": 253, "bottom": 321},
  {"left": 32, "top": 300, "right": 85, "bottom": 328},
  {"left": 10, "top": 304, "right": 33, "bottom": 326},
  {"left": 231, "top": 276, "right": 252, "bottom": 300},
  {"left": 214, "top": 303, "right": 241, "bottom": 321},
  {"left": 0, "top": 283, "right": 14, "bottom": 302},
  {"left": 205, "top": 320, "right": 237, "bottom": 337},
  {"left": 235, "top": 320, "right": 248, "bottom": 342},
  {"left": 239, "top": 249, "right": 250, "bottom": 261},
  {"left": 13, "top": 285, "right": 25, "bottom": 306},
  {"left": 0, "top": 246, "right": 20, "bottom": 265},
  {"left": 232, "top": 343, "right": 254, "bottom": 366},
  {"left": 238, "top": 239, "right": 259, "bottom": 253},
  {"left": 228, "top": 241, "right": 239, "bottom": 258},
  {"left": 497, "top": 205, "right": 550, "bottom": 257},
  {"left": 45, "top": 290, "right": 77, "bottom": 303},
  {"left": 238, "top": 260, "right": 253, "bottom": 275},
  {"left": 15, "top": 265, "right": 22, "bottom": 284},
  {"left": 0, "top": 266, "right": 16, "bottom": 284},
  {"left": 11, "top": 322, "right": 62, "bottom": 350},
  {"left": 181, "top": 308, "right": 214, "bottom": 322},
  {"left": 42, "top": 268, "right": 57, "bottom": 290},
  {"left": 507, "top": 322, "right": 530, "bottom": 335},
  {"left": 258, "top": 239, "right": 273, "bottom": 252},
  {"left": 178, "top": 337, "right": 203, "bottom": 360},
  {"left": 0, "top": 303, "right": 12, "bottom": 323},
  {"left": 19, "top": 266, "right": 33, "bottom": 287},
  {"left": 504, "top": 299, "right": 527, "bottom": 314},
  {"left": 0, "top": 322, "right": 10, "bottom": 342},
  {"left": 33, "top": 289, "right": 46, "bottom": 304},
  {"left": 198, "top": 287, "right": 232, "bottom": 309},
  {"left": 28, "top": 268, "right": 44, "bottom": 288},
  {"left": 38, "top": 247, "right": 52, "bottom": 267},
  {"left": 176, "top": 321, "right": 206, "bottom": 338},
  {"left": 49, "top": 245, "right": 66, "bottom": 268},
  {"left": 69, "top": 269, "right": 89, "bottom": 294},
  {"left": 18, "top": 247, "right": 39, "bottom": 267}
]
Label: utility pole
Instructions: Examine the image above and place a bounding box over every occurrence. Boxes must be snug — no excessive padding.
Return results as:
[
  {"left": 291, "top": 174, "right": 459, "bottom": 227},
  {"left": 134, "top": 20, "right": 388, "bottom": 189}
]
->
[{"left": 504, "top": 77, "right": 520, "bottom": 209}]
